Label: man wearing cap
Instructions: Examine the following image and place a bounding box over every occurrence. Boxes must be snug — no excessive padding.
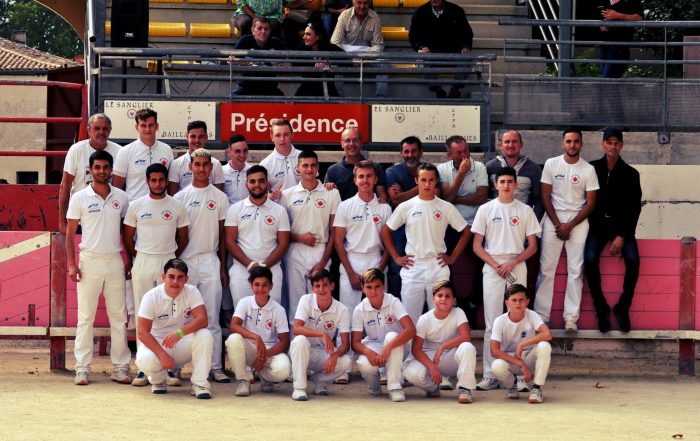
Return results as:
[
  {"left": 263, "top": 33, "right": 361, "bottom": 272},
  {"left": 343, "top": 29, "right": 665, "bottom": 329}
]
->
[{"left": 584, "top": 128, "right": 641, "bottom": 333}]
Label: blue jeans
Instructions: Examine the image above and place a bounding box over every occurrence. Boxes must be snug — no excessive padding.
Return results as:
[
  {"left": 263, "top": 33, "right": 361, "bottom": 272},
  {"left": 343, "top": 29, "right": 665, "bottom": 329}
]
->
[{"left": 600, "top": 45, "right": 630, "bottom": 79}]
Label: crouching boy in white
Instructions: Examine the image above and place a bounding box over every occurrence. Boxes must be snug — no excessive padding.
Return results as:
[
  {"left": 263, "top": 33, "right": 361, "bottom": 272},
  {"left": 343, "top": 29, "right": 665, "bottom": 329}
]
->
[
  {"left": 289, "top": 269, "right": 351, "bottom": 401},
  {"left": 403, "top": 281, "right": 477, "bottom": 404},
  {"left": 352, "top": 268, "right": 415, "bottom": 402},
  {"left": 226, "top": 266, "right": 291, "bottom": 397},
  {"left": 491, "top": 284, "right": 552, "bottom": 404},
  {"left": 135, "top": 259, "right": 214, "bottom": 399}
]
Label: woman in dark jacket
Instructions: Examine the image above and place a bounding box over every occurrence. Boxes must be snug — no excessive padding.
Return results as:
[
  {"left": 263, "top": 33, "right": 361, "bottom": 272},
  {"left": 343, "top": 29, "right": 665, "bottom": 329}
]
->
[{"left": 295, "top": 21, "right": 342, "bottom": 98}]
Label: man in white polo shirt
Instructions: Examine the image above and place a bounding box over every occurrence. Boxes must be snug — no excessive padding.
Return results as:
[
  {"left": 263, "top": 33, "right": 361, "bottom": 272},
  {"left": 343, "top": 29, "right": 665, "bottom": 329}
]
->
[
  {"left": 167, "top": 121, "right": 224, "bottom": 195},
  {"left": 259, "top": 118, "right": 301, "bottom": 200},
  {"left": 225, "top": 164, "right": 290, "bottom": 306},
  {"left": 124, "top": 162, "right": 190, "bottom": 386},
  {"left": 280, "top": 150, "right": 341, "bottom": 323},
  {"left": 381, "top": 163, "right": 471, "bottom": 323},
  {"left": 221, "top": 134, "right": 253, "bottom": 205},
  {"left": 112, "top": 108, "right": 174, "bottom": 202},
  {"left": 174, "top": 148, "right": 230, "bottom": 384},
  {"left": 59, "top": 113, "right": 122, "bottom": 234},
  {"left": 66, "top": 150, "right": 131, "bottom": 386}
]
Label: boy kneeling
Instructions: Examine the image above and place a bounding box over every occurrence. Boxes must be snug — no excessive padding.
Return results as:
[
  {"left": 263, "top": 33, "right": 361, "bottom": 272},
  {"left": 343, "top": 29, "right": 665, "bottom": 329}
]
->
[
  {"left": 226, "top": 266, "right": 291, "bottom": 397},
  {"left": 491, "top": 284, "right": 552, "bottom": 404},
  {"left": 136, "top": 259, "right": 214, "bottom": 398}
]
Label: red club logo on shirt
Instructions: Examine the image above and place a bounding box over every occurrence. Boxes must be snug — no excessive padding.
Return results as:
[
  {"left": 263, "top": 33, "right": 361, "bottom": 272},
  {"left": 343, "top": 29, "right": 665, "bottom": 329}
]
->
[
  {"left": 112, "top": 200, "right": 120, "bottom": 210},
  {"left": 264, "top": 215, "right": 275, "bottom": 225},
  {"left": 206, "top": 200, "right": 216, "bottom": 210},
  {"left": 162, "top": 210, "right": 173, "bottom": 220},
  {"left": 315, "top": 199, "right": 326, "bottom": 209},
  {"left": 510, "top": 216, "right": 520, "bottom": 226},
  {"left": 571, "top": 174, "right": 580, "bottom": 184},
  {"left": 266, "top": 319, "right": 273, "bottom": 330},
  {"left": 373, "top": 215, "right": 381, "bottom": 224},
  {"left": 433, "top": 211, "right": 443, "bottom": 221},
  {"left": 385, "top": 315, "right": 395, "bottom": 325},
  {"left": 160, "top": 158, "right": 168, "bottom": 167},
  {"left": 324, "top": 320, "right": 335, "bottom": 330},
  {"left": 184, "top": 308, "right": 192, "bottom": 319}
]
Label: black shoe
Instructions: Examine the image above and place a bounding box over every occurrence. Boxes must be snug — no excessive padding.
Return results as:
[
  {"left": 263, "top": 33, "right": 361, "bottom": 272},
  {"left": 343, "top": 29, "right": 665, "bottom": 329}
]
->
[
  {"left": 435, "top": 88, "right": 447, "bottom": 99},
  {"left": 596, "top": 306, "right": 611, "bottom": 333},
  {"left": 447, "top": 86, "right": 461, "bottom": 98},
  {"left": 612, "top": 304, "right": 631, "bottom": 332}
]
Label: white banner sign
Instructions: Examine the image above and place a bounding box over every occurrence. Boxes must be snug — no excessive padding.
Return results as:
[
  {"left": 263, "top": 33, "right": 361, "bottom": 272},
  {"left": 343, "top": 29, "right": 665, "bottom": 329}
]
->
[
  {"left": 104, "top": 100, "right": 217, "bottom": 140},
  {"left": 371, "top": 104, "right": 480, "bottom": 144}
]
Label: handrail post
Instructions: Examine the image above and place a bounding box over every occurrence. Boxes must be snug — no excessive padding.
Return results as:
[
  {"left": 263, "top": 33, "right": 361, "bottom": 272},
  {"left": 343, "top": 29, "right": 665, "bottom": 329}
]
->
[
  {"left": 558, "top": 0, "right": 572, "bottom": 77},
  {"left": 679, "top": 236, "right": 696, "bottom": 375},
  {"left": 49, "top": 232, "right": 67, "bottom": 371}
]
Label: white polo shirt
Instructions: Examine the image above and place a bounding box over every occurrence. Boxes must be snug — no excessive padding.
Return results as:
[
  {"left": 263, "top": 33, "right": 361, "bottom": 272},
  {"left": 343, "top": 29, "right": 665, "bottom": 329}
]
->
[
  {"left": 224, "top": 197, "right": 290, "bottom": 262},
  {"left": 233, "top": 296, "right": 289, "bottom": 348},
  {"left": 491, "top": 309, "right": 545, "bottom": 353},
  {"left": 471, "top": 198, "right": 541, "bottom": 257},
  {"left": 63, "top": 139, "right": 122, "bottom": 196},
  {"left": 333, "top": 194, "right": 392, "bottom": 256},
  {"left": 351, "top": 293, "right": 409, "bottom": 344},
  {"left": 138, "top": 283, "right": 204, "bottom": 339},
  {"left": 294, "top": 293, "right": 350, "bottom": 348},
  {"left": 258, "top": 147, "right": 301, "bottom": 191},
  {"left": 415, "top": 307, "right": 468, "bottom": 352},
  {"left": 222, "top": 162, "right": 252, "bottom": 205},
  {"left": 541, "top": 155, "right": 599, "bottom": 212},
  {"left": 437, "top": 158, "right": 488, "bottom": 224},
  {"left": 123, "top": 194, "right": 189, "bottom": 255},
  {"left": 66, "top": 184, "right": 128, "bottom": 254},
  {"left": 113, "top": 139, "right": 174, "bottom": 201},
  {"left": 174, "top": 184, "right": 229, "bottom": 258},
  {"left": 281, "top": 181, "right": 340, "bottom": 245},
  {"left": 386, "top": 196, "right": 468, "bottom": 260},
  {"left": 167, "top": 152, "right": 225, "bottom": 192}
]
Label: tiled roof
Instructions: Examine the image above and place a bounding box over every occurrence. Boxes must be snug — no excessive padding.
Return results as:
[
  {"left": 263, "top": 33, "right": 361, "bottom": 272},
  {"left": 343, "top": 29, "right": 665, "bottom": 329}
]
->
[{"left": 0, "top": 37, "right": 81, "bottom": 71}]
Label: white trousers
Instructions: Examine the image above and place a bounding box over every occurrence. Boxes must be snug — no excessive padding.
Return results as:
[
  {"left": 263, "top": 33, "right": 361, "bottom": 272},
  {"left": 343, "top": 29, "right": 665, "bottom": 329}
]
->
[
  {"left": 491, "top": 341, "right": 551, "bottom": 386},
  {"left": 131, "top": 252, "right": 174, "bottom": 318},
  {"left": 183, "top": 252, "right": 223, "bottom": 370},
  {"left": 289, "top": 335, "right": 352, "bottom": 390},
  {"left": 534, "top": 212, "right": 589, "bottom": 322},
  {"left": 74, "top": 251, "right": 130, "bottom": 373},
  {"left": 284, "top": 243, "right": 328, "bottom": 323},
  {"left": 229, "top": 260, "right": 283, "bottom": 307},
  {"left": 482, "top": 257, "right": 527, "bottom": 378},
  {"left": 135, "top": 328, "right": 213, "bottom": 388},
  {"left": 224, "top": 333, "right": 290, "bottom": 383},
  {"left": 125, "top": 279, "right": 135, "bottom": 317},
  {"left": 356, "top": 332, "right": 405, "bottom": 391},
  {"left": 403, "top": 342, "right": 477, "bottom": 391},
  {"left": 400, "top": 259, "right": 450, "bottom": 323}
]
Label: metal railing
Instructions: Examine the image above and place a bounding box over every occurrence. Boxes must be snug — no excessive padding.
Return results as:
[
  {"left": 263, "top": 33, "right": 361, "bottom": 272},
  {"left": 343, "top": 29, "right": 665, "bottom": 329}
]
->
[{"left": 526, "top": 0, "right": 560, "bottom": 63}]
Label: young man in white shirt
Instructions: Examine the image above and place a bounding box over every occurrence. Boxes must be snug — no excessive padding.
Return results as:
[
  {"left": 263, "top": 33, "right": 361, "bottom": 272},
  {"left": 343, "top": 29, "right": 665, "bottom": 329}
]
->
[
  {"left": 173, "top": 148, "right": 230, "bottom": 383},
  {"left": 167, "top": 121, "right": 224, "bottom": 195},
  {"left": 59, "top": 113, "right": 122, "bottom": 234},
  {"left": 381, "top": 163, "right": 471, "bottom": 323},
  {"left": 280, "top": 150, "right": 341, "bottom": 323},
  {"left": 491, "top": 284, "right": 552, "bottom": 404},
  {"left": 534, "top": 129, "right": 599, "bottom": 332},
  {"left": 66, "top": 150, "right": 131, "bottom": 386},
  {"left": 225, "top": 266, "right": 291, "bottom": 397},
  {"left": 124, "top": 163, "right": 190, "bottom": 386},
  {"left": 289, "top": 269, "right": 352, "bottom": 401},
  {"left": 225, "top": 165, "right": 290, "bottom": 306},
  {"left": 221, "top": 134, "right": 253, "bottom": 205},
  {"left": 259, "top": 119, "right": 301, "bottom": 200},
  {"left": 135, "top": 258, "right": 214, "bottom": 399},
  {"left": 471, "top": 166, "right": 540, "bottom": 391}
]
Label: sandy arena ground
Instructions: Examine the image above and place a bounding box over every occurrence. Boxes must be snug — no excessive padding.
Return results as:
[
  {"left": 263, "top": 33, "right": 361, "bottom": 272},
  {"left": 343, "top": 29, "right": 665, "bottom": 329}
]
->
[{"left": 1, "top": 339, "right": 699, "bottom": 441}]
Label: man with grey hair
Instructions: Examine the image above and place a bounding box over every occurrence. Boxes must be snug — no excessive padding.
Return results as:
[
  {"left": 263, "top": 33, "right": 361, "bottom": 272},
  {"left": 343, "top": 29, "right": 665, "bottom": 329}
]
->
[{"left": 59, "top": 113, "right": 122, "bottom": 234}]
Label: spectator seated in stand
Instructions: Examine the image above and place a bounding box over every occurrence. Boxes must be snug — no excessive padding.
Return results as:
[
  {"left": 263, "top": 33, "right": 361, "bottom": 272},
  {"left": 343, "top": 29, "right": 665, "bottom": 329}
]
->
[
  {"left": 295, "top": 21, "right": 343, "bottom": 98},
  {"left": 232, "top": 0, "right": 284, "bottom": 37},
  {"left": 233, "top": 16, "right": 286, "bottom": 96}
]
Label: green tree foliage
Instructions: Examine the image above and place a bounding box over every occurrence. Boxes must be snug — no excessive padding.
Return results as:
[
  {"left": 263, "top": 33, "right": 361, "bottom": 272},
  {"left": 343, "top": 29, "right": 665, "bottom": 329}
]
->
[{"left": 0, "top": 0, "right": 83, "bottom": 59}]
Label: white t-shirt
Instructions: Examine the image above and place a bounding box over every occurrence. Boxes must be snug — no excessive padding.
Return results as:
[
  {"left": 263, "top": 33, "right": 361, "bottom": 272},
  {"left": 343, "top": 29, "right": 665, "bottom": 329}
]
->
[
  {"left": 224, "top": 197, "right": 290, "bottom": 262},
  {"left": 174, "top": 184, "right": 229, "bottom": 258},
  {"left": 470, "top": 198, "right": 541, "bottom": 257},
  {"left": 66, "top": 184, "right": 128, "bottom": 254},
  {"left": 222, "top": 162, "right": 252, "bottom": 205},
  {"left": 333, "top": 194, "right": 392, "bottom": 256},
  {"left": 167, "top": 152, "right": 225, "bottom": 191},
  {"left": 540, "top": 155, "right": 599, "bottom": 212},
  {"left": 281, "top": 181, "right": 341, "bottom": 245},
  {"left": 415, "top": 307, "right": 468, "bottom": 352},
  {"left": 351, "top": 293, "right": 409, "bottom": 344},
  {"left": 123, "top": 195, "right": 189, "bottom": 254},
  {"left": 437, "top": 159, "right": 488, "bottom": 224},
  {"left": 138, "top": 284, "right": 204, "bottom": 340},
  {"left": 294, "top": 293, "right": 350, "bottom": 348},
  {"left": 258, "top": 147, "right": 301, "bottom": 191},
  {"left": 386, "top": 196, "right": 468, "bottom": 260},
  {"left": 63, "top": 139, "right": 122, "bottom": 196},
  {"left": 491, "top": 309, "right": 545, "bottom": 353},
  {"left": 113, "top": 139, "right": 174, "bottom": 201},
  {"left": 233, "top": 296, "right": 289, "bottom": 348}
]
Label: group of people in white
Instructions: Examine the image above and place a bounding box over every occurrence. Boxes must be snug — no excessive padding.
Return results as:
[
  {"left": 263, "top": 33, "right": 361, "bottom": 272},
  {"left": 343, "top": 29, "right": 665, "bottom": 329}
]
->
[{"left": 62, "top": 106, "right": 629, "bottom": 404}]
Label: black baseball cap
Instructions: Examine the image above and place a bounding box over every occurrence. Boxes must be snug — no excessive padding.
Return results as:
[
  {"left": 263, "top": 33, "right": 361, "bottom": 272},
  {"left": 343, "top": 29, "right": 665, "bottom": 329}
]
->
[{"left": 603, "top": 127, "right": 623, "bottom": 141}]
